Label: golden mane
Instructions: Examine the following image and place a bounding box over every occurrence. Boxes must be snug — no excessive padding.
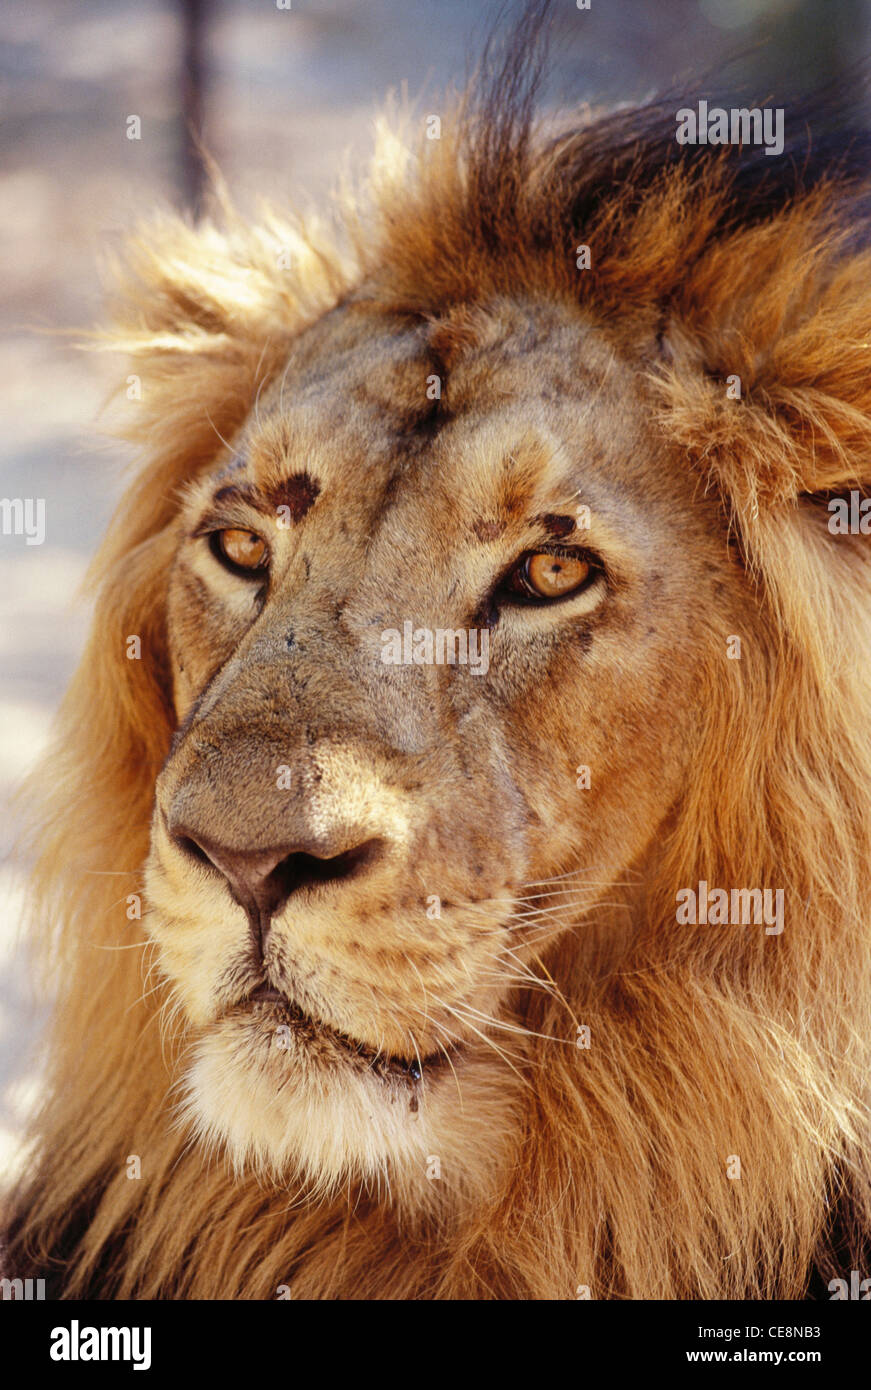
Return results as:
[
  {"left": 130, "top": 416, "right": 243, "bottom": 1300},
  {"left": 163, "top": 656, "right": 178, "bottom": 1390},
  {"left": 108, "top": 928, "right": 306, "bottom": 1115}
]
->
[{"left": 5, "top": 3, "right": 871, "bottom": 1297}]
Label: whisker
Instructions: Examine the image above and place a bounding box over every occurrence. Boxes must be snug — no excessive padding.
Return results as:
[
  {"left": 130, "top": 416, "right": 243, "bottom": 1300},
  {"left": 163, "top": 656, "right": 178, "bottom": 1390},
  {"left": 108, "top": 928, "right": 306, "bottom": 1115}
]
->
[
  {"left": 520, "top": 866, "right": 643, "bottom": 889},
  {"left": 450, "top": 1000, "right": 567, "bottom": 1046},
  {"left": 82, "top": 869, "right": 141, "bottom": 876},
  {"left": 203, "top": 408, "right": 236, "bottom": 457},
  {"left": 436, "top": 1038, "right": 465, "bottom": 1111},
  {"left": 463, "top": 880, "right": 637, "bottom": 911},
  {"left": 428, "top": 999, "right": 531, "bottom": 1084},
  {"left": 251, "top": 338, "right": 273, "bottom": 432},
  {"left": 92, "top": 940, "right": 152, "bottom": 951}
]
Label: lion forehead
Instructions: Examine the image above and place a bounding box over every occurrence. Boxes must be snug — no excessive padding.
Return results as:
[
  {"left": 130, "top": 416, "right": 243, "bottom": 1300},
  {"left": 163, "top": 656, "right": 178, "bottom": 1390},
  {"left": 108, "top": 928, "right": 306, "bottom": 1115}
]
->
[{"left": 224, "top": 295, "right": 647, "bottom": 525}]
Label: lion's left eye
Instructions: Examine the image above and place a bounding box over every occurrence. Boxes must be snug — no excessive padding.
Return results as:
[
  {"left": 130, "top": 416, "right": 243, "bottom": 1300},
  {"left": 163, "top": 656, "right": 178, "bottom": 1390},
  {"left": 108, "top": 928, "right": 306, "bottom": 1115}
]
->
[
  {"left": 209, "top": 528, "right": 269, "bottom": 576},
  {"left": 503, "top": 550, "right": 594, "bottom": 601}
]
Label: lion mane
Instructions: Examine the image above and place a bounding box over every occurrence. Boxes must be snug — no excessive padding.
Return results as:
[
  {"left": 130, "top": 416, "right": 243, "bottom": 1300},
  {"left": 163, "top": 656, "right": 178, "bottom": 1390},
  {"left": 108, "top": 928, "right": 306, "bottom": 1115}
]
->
[{"left": 5, "top": 5, "right": 871, "bottom": 1298}]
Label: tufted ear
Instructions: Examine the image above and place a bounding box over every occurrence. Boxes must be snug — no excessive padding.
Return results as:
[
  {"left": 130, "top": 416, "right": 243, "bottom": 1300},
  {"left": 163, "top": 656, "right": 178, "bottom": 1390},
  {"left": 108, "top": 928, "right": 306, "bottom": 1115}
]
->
[
  {"left": 654, "top": 189, "right": 871, "bottom": 517},
  {"left": 89, "top": 205, "right": 347, "bottom": 574},
  {"left": 651, "top": 188, "right": 871, "bottom": 670}
]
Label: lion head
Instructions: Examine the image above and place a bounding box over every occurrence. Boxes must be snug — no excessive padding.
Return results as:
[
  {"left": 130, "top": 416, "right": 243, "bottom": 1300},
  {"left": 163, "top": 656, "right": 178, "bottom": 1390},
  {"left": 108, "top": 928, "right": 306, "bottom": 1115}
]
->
[
  {"left": 6, "top": 8, "right": 871, "bottom": 1299},
  {"left": 148, "top": 285, "right": 712, "bottom": 1195}
]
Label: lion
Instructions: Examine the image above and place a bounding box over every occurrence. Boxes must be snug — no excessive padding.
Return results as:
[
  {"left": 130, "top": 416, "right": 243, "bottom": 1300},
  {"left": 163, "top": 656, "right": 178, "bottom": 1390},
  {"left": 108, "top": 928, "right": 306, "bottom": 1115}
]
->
[{"left": 4, "top": 3, "right": 871, "bottom": 1299}]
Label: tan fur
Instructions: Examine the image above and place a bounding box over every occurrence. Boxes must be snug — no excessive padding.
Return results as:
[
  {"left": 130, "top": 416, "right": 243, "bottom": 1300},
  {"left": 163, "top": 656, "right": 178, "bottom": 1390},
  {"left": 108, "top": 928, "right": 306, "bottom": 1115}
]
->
[{"left": 5, "top": 11, "right": 871, "bottom": 1298}]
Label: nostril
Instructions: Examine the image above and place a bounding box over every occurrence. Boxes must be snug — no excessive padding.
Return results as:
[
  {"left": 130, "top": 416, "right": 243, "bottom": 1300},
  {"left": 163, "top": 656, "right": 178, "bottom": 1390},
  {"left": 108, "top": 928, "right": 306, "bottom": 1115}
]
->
[
  {"left": 173, "top": 834, "right": 215, "bottom": 870},
  {"left": 168, "top": 825, "right": 385, "bottom": 920},
  {"left": 269, "top": 839, "right": 384, "bottom": 898}
]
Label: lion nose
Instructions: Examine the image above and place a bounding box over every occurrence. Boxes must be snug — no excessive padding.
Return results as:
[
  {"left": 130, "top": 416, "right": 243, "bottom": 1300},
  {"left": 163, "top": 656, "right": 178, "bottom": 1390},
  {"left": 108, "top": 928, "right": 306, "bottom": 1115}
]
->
[{"left": 170, "top": 827, "right": 384, "bottom": 920}]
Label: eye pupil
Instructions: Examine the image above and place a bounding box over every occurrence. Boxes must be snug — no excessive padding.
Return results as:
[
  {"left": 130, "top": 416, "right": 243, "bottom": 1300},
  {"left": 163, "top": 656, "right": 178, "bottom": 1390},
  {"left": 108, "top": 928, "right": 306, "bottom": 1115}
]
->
[{"left": 525, "top": 551, "right": 591, "bottom": 598}]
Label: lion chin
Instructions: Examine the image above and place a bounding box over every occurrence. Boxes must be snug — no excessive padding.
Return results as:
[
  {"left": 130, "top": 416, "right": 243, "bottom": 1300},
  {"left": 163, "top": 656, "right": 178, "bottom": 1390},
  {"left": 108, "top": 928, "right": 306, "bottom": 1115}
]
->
[
  {"left": 182, "top": 1005, "right": 511, "bottom": 1205},
  {"left": 182, "top": 1014, "right": 428, "bottom": 1189}
]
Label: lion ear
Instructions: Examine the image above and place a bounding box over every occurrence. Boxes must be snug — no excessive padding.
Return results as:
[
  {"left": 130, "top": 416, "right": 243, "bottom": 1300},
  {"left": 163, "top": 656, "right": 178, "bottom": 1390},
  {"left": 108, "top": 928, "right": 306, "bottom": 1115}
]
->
[
  {"left": 652, "top": 201, "right": 871, "bottom": 674},
  {"left": 654, "top": 195, "right": 871, "bottom": 523},
  {"left": 91, "top": 209, "right": 343, "bottom": 563}
]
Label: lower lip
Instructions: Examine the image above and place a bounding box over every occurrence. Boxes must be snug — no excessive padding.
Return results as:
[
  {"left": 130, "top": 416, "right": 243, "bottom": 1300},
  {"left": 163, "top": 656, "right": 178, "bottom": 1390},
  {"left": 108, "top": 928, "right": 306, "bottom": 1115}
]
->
[
  {"left": 242, "top": 987, "right": 442, "bottom": 1084},
  {"left": 248, "top": 984, "right": 284, "bottom": 1004}
]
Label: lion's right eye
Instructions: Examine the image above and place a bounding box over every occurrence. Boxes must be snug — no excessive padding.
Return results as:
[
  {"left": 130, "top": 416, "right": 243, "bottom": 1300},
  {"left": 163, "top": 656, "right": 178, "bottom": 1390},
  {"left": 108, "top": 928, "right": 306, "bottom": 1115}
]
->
[{"left": 208, "top": 528, "right": 269, "bottom": 577}]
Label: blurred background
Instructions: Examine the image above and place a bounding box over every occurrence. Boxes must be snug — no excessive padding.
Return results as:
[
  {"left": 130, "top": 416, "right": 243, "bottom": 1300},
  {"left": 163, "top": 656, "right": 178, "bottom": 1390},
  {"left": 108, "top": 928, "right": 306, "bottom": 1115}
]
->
[{"left": 2, "top": 0, "right": 869, "bottom": 1177}]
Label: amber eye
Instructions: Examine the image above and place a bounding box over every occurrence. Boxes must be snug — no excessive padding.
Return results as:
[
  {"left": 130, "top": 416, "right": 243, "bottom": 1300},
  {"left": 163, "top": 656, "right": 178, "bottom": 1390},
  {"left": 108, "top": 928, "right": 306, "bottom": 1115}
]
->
[
  {"left": 505, "top": 550, "right": 594, "bottom": 601},
  {"left": 209, "top": 528, "right": 269, "bottom": 576}
]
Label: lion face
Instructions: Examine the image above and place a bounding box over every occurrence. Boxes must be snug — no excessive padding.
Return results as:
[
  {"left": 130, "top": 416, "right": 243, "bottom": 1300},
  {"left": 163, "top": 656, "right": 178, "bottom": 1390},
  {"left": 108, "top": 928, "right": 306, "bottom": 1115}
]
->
[{"left": 144, "top": 293, "right": 737, "bottom": 1192}]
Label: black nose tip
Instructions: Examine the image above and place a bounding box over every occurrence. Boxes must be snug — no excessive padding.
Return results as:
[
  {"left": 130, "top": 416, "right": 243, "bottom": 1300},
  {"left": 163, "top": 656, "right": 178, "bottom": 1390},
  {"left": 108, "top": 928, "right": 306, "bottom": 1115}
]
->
[{"left": 171, "top": 830, "right": 384, "bottom": 919}]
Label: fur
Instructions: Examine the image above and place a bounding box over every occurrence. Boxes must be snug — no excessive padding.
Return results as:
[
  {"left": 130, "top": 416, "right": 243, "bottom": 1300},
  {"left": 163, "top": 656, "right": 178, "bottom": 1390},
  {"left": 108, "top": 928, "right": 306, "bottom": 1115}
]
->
[{"left": 5, "top": 2, "right": 871, "bottom": 1298}]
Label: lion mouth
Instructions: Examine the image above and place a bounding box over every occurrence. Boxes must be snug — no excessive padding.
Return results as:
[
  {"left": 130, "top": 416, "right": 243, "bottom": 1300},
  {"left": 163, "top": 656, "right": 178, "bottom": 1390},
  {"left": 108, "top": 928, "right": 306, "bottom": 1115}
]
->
[{"left": 244, "top": 981, "right": 450, "bottom": 1083}]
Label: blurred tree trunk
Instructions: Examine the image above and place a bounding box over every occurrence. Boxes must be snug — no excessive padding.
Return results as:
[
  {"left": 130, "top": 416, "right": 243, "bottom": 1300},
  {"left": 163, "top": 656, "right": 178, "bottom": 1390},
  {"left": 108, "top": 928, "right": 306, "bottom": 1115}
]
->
[{"left": 180, "top": 0, "right": 208, "bottom": 215}]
